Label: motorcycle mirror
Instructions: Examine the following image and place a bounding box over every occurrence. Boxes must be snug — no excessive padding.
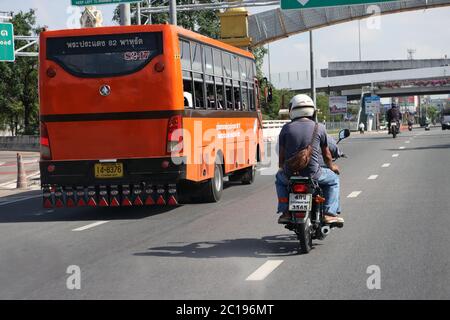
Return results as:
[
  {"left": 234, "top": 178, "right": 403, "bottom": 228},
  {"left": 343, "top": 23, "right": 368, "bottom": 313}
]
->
[{"left": 338, "top": 129, "right": 350, "bottom": 142}]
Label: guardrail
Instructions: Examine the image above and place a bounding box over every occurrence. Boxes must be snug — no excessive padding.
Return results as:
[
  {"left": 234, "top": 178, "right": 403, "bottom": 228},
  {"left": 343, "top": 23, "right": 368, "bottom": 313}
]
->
[
  {"left": 0, "top": 136, "right": 39, "bottom": 151},
  {"left": 262, "top": 120, "right": 290, "bottom": 128}
]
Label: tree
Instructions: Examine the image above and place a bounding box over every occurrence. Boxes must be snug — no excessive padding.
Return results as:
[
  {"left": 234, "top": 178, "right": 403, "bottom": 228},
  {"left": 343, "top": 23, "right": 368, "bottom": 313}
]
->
[
  {"left": 113, "top": 1, "right": 220, "bottom": 39},
  {"left": 0, "top": 10, "right": 39, "bottom": 135}
]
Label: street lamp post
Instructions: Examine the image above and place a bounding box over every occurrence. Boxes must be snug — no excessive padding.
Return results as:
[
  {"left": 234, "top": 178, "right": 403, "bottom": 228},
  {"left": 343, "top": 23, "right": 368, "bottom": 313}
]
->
[
  {"left": 169, "top": 0, "right": 177, "bottom": 25},
  {"left": 119, "top": 3, "right": 131, "bottom": 26}
]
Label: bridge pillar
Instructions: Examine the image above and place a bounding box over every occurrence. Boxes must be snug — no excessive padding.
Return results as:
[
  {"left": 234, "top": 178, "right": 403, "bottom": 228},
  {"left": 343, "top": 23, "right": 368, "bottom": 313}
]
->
[{"left": 219, "top": 7, "right": 252, "bottom": 49}]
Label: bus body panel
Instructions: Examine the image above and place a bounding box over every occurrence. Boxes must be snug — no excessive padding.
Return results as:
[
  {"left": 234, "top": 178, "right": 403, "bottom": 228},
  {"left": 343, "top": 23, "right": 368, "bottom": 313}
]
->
[{"left": 39, "top": 24, "right": 262, "bottom": 207}]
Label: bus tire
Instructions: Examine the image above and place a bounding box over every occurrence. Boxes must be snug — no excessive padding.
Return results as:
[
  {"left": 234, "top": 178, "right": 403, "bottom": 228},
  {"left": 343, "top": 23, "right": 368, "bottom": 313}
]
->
[
  {"left": 241, "top": 165, "right": 255, "bottom": 185},
  {"left": 202, "top": 163, "right": 223, "bottom": 202}
]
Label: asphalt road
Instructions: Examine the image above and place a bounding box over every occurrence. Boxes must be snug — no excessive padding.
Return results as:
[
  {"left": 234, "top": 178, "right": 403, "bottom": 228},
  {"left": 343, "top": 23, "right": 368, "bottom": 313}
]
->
[{"left": 0, "top": 128, "right": 449, "bottom": 299}]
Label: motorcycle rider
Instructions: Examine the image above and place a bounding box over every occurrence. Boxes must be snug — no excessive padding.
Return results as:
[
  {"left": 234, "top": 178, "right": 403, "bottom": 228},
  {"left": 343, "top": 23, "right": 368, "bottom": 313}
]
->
[
  {"left": 275, "top": 94, "right": 344, "bottom": 225},
  {"left": 387, "top": 103, "right": 401, "bottom": 134}
]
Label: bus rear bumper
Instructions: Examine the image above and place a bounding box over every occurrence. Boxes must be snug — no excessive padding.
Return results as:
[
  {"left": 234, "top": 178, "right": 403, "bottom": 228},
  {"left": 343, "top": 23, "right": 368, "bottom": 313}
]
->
[{"left": 39, "top": 157, "right": 186, "bottom": 208}]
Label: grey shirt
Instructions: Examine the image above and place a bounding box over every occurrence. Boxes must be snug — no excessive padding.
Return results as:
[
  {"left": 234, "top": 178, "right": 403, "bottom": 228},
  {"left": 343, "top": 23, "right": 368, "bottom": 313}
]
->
[{"left": 279, "top": 118, "right": 328, "bottom": 179}]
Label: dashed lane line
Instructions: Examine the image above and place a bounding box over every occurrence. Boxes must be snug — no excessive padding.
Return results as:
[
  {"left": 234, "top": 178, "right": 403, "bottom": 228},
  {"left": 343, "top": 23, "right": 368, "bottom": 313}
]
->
[
  {"left": 347, "top": 191, "right": 362, "bottom": 198},
  {"left": 382, "top": 163, "right": 391, "bottom": 168},
  {"left": 399, "top": 146, "right": 405, "bottom": 149},
  {"left": 72, "top": 221, "right": 109, "bottom": 232},
  {"left": 368, "top": 175, "right": 378, "bottom": 180},
  {"left": 246, "top": 260, "right": 284, "bottom": 281},
  {"left": 392, "top": 154, "right": 399, "bottom": 158}
]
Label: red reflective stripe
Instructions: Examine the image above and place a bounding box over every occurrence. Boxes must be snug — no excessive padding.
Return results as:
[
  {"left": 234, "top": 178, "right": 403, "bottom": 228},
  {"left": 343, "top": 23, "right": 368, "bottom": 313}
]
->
[{"left": 278, "top": 197, "right": 288, "bottom": 203}]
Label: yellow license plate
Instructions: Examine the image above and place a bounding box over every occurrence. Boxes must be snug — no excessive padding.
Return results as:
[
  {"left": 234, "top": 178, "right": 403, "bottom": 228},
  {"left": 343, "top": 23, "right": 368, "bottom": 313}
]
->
[{"left": 94, "top": 163, "right": 123, "bottom": 178}]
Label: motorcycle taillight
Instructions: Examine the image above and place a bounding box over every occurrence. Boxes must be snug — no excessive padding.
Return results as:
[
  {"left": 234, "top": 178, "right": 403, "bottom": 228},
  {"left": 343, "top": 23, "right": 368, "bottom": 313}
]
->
[{"left": 292, "top": 183, "right": 308, "bottom": 193}]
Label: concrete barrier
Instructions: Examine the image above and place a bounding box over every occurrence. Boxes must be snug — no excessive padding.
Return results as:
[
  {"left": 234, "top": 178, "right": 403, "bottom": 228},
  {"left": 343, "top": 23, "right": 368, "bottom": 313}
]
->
[{"left": 0, "top": 136, "right": 39, "bottom": 151}]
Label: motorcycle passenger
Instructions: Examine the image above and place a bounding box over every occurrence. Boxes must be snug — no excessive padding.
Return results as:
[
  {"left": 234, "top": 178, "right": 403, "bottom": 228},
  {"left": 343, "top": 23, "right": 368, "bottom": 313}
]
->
[
  {"left": 275, "top": 94, "right": 344, "bottom": 225},
  {"left": 387, "top": 103, "right": 401, "bottom": 134}
]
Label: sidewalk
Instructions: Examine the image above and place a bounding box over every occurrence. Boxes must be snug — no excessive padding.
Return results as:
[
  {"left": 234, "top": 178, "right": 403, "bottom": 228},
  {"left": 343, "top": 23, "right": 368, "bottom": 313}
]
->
[{"left": 0, "top": 172, "right": 41, "bottom": 204}]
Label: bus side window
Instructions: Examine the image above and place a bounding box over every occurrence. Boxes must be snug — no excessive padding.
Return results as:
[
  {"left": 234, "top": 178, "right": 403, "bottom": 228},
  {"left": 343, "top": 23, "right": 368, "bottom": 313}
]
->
[
  {"left": 241, "top": 82, "right": 249, "bottom": 111},
  {"left": 182, "top": 71, "right": 194, "bottom": 109},
  {"left": 233, "top": 80, "right": 241, "bottom": 111},
  {"left": 222, "top": 53, "right": 232, "bottom": 78},
  {"left": 205, "top": 75, "right": 215, "bottom": 109},
  {"left": 225, "top": 79, "right": 233, "bottom": 110},
  {"left": 249, "top": 84, "right": 255, "bottom": 111},
  {"left": 193, "top": 73, "right": 205, "bottom": 109},
  {"left": 192, "top": 42, "right": 203, "bottom": 72},
  {"left": 215, "top": 77, "right": 225, "bottom": 110},
  {"left": 180, "top": 39, "right": 191, "bottom": 70}
]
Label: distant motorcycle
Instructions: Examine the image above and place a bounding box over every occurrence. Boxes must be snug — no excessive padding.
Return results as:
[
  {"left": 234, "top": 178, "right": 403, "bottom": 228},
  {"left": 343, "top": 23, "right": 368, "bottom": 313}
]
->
[
  {"left": 407, "top": 120, "right": 413, "bottom": 131},
  {"left": 390, "top": 121, "right": 400, "bottom": 138},
  {"left": 284, "top": 129, "right": 350, "bottom": 254}
]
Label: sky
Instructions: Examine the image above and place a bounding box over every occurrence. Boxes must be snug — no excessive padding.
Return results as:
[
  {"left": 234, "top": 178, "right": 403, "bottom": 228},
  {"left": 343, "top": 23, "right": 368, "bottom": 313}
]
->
[{"left": 1, "top": 0, "right": 449, "bottom": 77}]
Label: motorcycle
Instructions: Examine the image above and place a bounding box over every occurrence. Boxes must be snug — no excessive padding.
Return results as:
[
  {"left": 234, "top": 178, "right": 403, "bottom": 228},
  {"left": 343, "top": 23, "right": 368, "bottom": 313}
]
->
[
  {"left": 284, "top": 129, "right": 350, "bottom": 254},
  {"left": 390, "top": 121, "right": 399, "bottom": 138},
  {"left": 407, "top": 120, "right": 413, "bottom": 131}
]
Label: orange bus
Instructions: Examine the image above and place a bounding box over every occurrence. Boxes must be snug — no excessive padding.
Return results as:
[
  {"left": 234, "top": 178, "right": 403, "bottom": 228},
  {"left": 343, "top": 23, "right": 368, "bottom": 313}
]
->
[{"left": 39, "top": 24, "right": 264, "bottom": 208}]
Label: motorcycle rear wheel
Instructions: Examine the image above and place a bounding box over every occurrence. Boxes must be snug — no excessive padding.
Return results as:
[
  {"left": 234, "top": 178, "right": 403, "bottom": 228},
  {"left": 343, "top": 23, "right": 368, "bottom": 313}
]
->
[{"left": 297, "top": 218, "right": 313, "bottom": 254}]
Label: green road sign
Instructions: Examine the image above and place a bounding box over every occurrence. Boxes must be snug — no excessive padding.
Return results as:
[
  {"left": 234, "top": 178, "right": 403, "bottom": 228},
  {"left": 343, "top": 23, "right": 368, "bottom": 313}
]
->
[
  {"left": 281, "top": 0, "right": 397, "bottom": 10},
  {"left": 0, "top": 23, "right": 14, "bottom": 62},
  {"left": 72, "top": 0, "right": 141, "bottom": 6}
]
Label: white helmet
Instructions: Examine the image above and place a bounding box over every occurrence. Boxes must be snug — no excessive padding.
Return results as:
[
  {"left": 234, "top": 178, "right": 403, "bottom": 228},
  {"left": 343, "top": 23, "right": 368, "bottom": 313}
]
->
[{"left": 288, "top": 94, "right": 316, "bottom": 120}]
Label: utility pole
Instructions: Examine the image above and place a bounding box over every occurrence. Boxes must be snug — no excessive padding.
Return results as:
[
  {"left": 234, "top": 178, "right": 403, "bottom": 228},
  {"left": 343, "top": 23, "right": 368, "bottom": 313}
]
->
[
  {"left": 358, "top": 20, "right": 362, "bottom": 61},
  {"left": 137, "top": 2, "right": 142, "bottom": 25},
  {"left": 309, "top": 30, "right": 316, "bottom": 105},
  {"left": 267, "top": 43, "right": 272, "bottom": 83},
  {"left": 169, "top": 0, "right": 177, "bottom": 25},
  {"left": 119, "top": 3, "right": 131, "bottom": 26}
]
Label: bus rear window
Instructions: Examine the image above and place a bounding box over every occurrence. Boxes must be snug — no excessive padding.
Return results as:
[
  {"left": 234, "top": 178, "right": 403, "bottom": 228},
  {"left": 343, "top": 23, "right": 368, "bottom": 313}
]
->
[{"left": 46, "top": 32, "right": 163, "bottom": 78}]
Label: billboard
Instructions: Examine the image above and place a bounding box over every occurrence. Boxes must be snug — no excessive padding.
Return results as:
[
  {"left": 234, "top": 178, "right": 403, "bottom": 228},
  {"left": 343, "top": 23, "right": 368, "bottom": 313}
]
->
[
  {"left": 365, "top": 96, "right": 381, "bottom": 115},
  {"left": 329, "top": 96, "right": 347, "bottom": 114}
]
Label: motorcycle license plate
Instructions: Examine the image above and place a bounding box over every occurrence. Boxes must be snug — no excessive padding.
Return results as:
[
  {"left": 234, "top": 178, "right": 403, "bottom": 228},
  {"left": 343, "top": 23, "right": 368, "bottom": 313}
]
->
[{"left": 289, "top": 193, "right": 312, "bottom": 211}]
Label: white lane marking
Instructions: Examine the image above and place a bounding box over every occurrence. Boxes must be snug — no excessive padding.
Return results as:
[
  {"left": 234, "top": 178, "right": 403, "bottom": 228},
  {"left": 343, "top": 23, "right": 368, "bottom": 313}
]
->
[
  {"left": 0, "top": 195, "right": 41, "bottom": 207},
  {"left": 382, "top": 163, "right": 391, "bottom": 168},
  {"left": 368, "top": 175, "right": 378, "bottom": 180},
  {"left": 246, "top": 260, "right": 283, "bottom": 281},
  {"left": 399, "top": 146, "right": 405, "bottom": 149},
  {"left": 347, "top": 191, "right": 362, "bottom": 198},
  {"left": 0, "top": 171, "right": 40, "bottom": 188},
  {"left": 0, "top": 162, "right": 5, "bottom": 166},
  {"left": 405, "top": 141, "right": 410, "bottom": 144},
  {"left": 72, "top": 221, "right": 109, "bottom": 232},
  {"left": 392, "top": 154, "right": 399, "bottom": 158}
]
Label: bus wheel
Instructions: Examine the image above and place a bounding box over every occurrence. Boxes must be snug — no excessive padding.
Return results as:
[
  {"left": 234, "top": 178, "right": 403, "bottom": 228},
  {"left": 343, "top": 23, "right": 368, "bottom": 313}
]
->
[
  {"left": 241, "top": 165, "right": 256, "bottom": 185},
  {"left": 203, "top": 163, "right": 223, "bottom": 202}
]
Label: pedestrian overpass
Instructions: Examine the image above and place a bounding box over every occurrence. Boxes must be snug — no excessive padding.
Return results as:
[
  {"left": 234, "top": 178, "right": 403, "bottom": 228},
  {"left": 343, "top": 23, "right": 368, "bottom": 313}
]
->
[
  {"left": 271, "top": 66, "right": 450, "bottom": 99},
  {"left": 248, "top": 0, "right": 450, "bottom": 46}
]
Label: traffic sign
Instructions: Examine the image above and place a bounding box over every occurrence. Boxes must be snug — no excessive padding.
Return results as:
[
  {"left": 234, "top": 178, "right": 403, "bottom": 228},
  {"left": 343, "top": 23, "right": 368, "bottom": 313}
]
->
[
  {"left": 0, "top": 23, "right": 14, "bottom": 62},
  {"left": 72, "top": 0, "right": 141, "bottom": 6},
  {"left": 281, "top": 0, "right": 397, "bottom": 10}
]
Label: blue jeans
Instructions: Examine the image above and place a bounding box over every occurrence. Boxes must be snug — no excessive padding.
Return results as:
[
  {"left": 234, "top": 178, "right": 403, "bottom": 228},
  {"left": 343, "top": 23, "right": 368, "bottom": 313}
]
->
[{"left": 275, "top": 168, "right": 340, "bottom": 216}]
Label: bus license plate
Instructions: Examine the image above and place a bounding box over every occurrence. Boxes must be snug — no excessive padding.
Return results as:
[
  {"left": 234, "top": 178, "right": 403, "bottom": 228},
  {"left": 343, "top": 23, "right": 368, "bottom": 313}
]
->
[
  {"left": 289, "top": 193, "right": 312, "bottom": 211},
  {"left": 94, "top": 163, "right": 123, "bottom": 179}
]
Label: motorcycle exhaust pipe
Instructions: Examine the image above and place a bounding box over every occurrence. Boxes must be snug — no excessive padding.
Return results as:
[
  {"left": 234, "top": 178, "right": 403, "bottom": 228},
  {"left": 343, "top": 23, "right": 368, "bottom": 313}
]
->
[{"left": 321, "top": 225, "right": 331, "bottom": 236}]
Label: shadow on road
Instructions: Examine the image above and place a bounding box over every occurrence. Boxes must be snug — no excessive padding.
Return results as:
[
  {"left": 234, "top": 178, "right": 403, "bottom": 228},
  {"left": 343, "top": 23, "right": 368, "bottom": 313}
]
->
[
  {"left": 134, "top": 234, "right": 322, "bottom": 258},
  {"left": 0, "top": 203, "right": 177, "bottom": 223}
]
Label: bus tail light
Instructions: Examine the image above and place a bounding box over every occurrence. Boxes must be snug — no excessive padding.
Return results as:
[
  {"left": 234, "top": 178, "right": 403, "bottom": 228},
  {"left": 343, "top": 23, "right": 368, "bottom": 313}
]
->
[
  {"left": 167, "top": 115, "right": 183, "bottom": 154},
  {"left": 43, "top": 187, "right": 53, "bottom": 208},
  {"left": 40, "top": 122, "right": 52, "bottom": 160},
  {"left": 154, "top": 62, "right": 165, "bottom": 73}
]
